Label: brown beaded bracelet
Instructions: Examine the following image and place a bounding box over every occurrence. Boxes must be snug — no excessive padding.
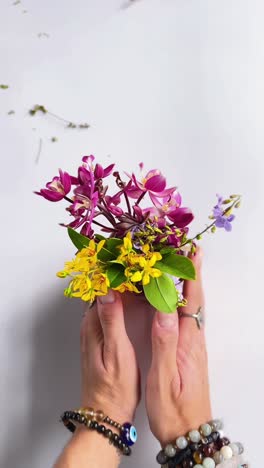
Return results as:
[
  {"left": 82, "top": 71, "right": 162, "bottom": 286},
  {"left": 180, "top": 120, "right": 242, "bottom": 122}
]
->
[
  {"left": 74, "top": 407, "right": 123, "bottom": 431},
  {"left": 61, "top": 411, "right": 131, "bottom": 456},
  {"left": 73, "top": 406, "right": 138, "bottom": 447}
]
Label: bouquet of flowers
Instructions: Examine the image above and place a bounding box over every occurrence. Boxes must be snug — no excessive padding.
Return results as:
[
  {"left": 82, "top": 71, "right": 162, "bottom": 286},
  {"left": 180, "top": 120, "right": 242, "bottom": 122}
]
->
[{"left": 35, "top": 155, "right": 240, "bottom": 313}]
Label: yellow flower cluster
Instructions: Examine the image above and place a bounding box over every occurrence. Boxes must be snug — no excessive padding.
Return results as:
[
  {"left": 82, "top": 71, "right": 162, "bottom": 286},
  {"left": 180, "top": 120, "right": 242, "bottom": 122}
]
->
[
  {"left": 57, "top": 239, "right": 109, "bottom": 303},
  {"left": 56, "top": 233, "right": 163, "bottom": 303},
  {"left": 115, "top": 233, "right": 163, "bottom": 287}
]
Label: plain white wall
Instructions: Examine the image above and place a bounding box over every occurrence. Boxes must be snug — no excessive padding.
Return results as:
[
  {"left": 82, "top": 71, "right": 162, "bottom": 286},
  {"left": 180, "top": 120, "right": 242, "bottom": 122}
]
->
[{"left": 1, "top": 0, "right": 263, "bottom": 466}]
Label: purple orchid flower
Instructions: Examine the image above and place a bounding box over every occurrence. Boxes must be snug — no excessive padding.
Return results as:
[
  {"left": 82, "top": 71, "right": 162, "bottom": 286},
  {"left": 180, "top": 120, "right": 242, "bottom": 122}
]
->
[
  {"left": 144, "top": 192, "right": 194, "bottom": 228},
  {"left": 127, "top": 168, "right": 175, "bottom": 202},
  {"left": 144, "top": 191, "right": 182, "bottom": 217},
  {"left": 105, "top": 194, "right": 124, "bottom": 216},
  {"left": 94, "top": 162, "right": 115, "bottom": 179},
  {"left": 167, "top": 207, "right": 194, "bottom": 228},
  {"left": 35, "top": 169, "right": 71, "bottom": 202}
]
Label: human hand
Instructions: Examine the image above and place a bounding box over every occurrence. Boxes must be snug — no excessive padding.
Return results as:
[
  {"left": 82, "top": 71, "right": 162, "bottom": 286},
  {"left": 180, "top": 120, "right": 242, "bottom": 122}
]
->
[
  {"left": 80, "top": 290, "right": 140, "bottom": 424},
  {"left": 146, "top": 248, "right": 212, "bottom": 446}
]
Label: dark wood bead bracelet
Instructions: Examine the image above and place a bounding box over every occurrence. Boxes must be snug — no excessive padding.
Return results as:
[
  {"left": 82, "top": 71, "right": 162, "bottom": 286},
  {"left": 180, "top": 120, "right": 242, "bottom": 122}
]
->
[{"left": 61, "top": 411, "right": 131, "bottom": 456}]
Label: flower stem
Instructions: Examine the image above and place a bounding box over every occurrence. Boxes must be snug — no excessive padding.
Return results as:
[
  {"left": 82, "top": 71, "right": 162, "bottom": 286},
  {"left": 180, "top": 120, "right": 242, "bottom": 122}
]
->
[
  {"left": 64, "top": 196, "right": 74, "bottom": 204},
  {"left": 135, "top": 191, "right": 146, "bottom": 205},
  {"left": 124, "top": 191, "right": 132, "bottom": 215},
  {"left": 92, "top": 219, "right": 114, "bottom": 230},
  {"left": 98, "top": 203, "right": 116, "bottom": 226},
  {"left": 35, "top": 138, "right": 43, "bottom": 164}
]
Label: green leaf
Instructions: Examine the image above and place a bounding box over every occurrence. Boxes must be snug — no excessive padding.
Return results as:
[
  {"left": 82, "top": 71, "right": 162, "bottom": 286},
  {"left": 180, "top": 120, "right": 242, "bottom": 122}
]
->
[
  {"left": 106, "top": 238, "right": 123, "bottom": 251},
  {"left": 159, "top": 246, "right": 176, "bottom": 255},
  {"left": 95, "top": 234, "right": 106, "bottom": 241},
  {"left": 67, "top": 228, "right": 90, "bottom": 250},
  {"left": 156, "top": 254, "right": 196, "bottom": 280},
  {"left": 97, "top": 238, "right": 122, "bottom": 262},
  {"left": 107, "top": 265, "right": 126, "bottom": 288},
  {"left": 143, "top": 274, "right": 178, "bottom": 313}
]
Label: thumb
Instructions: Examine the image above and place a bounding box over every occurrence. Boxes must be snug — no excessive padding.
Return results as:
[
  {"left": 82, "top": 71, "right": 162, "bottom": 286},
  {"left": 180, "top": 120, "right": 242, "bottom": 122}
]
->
[
  {"left": 97, "top": 290, "right": 128, "bottom": 351},
  {"left": 151, "top": 310, "right": 179, "bottom": 377}
]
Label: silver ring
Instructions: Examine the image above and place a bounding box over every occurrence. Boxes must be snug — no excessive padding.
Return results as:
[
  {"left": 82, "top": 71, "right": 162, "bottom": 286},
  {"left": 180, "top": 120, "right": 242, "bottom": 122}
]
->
[{"left": 178, "top": 306, "right": 205, "bottom": 330}]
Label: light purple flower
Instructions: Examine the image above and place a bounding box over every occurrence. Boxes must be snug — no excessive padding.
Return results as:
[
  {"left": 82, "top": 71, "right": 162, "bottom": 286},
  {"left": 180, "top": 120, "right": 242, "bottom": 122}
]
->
[
  {"left": 215, "top": 212, "right": 235, "bottom": 231},
  {"left": 213, "top": 194, "right": 235, "bottom": 231}
]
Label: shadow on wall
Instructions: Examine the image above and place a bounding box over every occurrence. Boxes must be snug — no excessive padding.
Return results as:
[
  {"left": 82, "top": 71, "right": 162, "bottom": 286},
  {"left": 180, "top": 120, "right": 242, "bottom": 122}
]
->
[{"left": 1, "top": 292, "right": 156, "bottom": 468}]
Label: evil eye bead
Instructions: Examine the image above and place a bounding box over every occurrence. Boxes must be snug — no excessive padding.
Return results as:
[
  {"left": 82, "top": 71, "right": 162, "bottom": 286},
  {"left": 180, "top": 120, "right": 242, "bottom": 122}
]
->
[{"left": 121, "top": 423, "right": 137, "bottom": 446}]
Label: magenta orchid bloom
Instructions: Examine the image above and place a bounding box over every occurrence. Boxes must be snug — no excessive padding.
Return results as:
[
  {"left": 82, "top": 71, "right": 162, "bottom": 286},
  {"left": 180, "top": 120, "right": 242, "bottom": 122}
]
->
[
  {"left": 105, "top": 194, "right": 124, "bottom": 216},
  {"left": 145, "top": 191, "right": 182, "bottom": 217},
  {"left": 167, "top": 207, "right": 194, "bottom": 228},
  {"left": 127, "top": 168, "right": 175, "bottom": 202},
  {"left": 35, "top": 169, "right": 71, "bottom": 202},
  {"left": 81, "top": 155, "right": 114, "bottom": 180},
  {"left": 35, "top": 156, "right": 239, "bottom": 255}
]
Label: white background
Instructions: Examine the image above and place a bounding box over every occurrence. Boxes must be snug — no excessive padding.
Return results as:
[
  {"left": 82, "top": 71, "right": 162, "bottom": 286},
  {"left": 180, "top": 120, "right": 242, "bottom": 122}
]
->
[{"left": 0, "top": 0, "right": 263, "bottom": 466}]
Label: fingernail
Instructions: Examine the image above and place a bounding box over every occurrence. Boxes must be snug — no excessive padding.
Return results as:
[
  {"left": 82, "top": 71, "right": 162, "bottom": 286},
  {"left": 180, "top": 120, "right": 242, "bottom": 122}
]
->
[
  {"left": 157, "top": 311, "right": 177, "bottom": 328},
  {"left": 98, "top": 290, "right": 115, "bottom": 304}
]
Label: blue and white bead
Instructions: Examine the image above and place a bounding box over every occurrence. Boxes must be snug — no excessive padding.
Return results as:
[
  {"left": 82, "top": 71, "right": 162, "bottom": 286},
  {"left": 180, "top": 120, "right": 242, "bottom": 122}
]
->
[
  {"left": 189, "top": 429, "right": 201, "bottom": 443},
  {"left": 202, "top": 458, "right": 215, "bottom": 468},
  {"left": 209, "top": 419, "right": 223, "bottom": 431},
  {"left": 200, "top": 423, "right": 212, "bottom": 437},
  {"left": 176, "top": 435, "right": 188, "bottom": 449},
  {"left": 120, "top": 423, "right": 137, "bottom": 446},
  {"left": 220, "top": 445, "right": 233, "bottom": 460},
  {"left": 229, "top": 442, "right": 240, "bottom": 456},
  {"left": 164, "top": 444, "right": 176, "bottom": 458}
]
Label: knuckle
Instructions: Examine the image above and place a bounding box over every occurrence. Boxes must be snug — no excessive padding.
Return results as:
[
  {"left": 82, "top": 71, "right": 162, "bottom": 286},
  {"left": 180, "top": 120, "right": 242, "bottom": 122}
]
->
[
  {"left": 177, "top": 339, "right": 207, "bottom": 368},
  {"left": 153, "top": 330, "right": 175, "bottom": 349},
  {"left": 99, "top": 306, "right": 115, "bottom": 327}
]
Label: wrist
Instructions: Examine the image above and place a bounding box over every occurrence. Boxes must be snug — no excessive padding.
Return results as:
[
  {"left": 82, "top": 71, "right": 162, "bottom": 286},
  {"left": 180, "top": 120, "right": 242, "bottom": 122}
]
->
[
  {"left": 57, "top": 427, "right": 120, "bottom": 468},
  {"left": 81, "top": 398, "right": 135, "bottom": 426}
]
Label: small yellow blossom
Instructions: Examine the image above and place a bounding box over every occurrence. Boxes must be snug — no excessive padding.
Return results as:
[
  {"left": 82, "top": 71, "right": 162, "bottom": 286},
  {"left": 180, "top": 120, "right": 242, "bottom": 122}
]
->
[
  {"left": 57, "top": 239, "right": 105, "bottom": 278},
  {"left": 130, "top": 260, "right": 162, "bottom": 285},
  {"left": 113, "top": 281, "right": 141, "bottom": 294},
  {"left": 57, "top": 238, "right": 109, "bottom": 303},
  {"left": 117, "top": 232, "right": 133, "bottom": 261}
]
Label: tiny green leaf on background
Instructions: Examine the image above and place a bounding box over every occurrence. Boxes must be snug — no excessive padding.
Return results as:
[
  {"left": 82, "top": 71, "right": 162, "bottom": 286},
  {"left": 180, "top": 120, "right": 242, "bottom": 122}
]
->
[
  {"left": 107, "top": 264, "right": 126, "bottom": 288},
  {"left": 143, "top": 274, "right": 178, "bottom": 313},
  {"left": 156, "top": 253, "right": 196, "bottom": 280},
  {"left": 67, "top": 228, "right": 90, "bottom": 250}
]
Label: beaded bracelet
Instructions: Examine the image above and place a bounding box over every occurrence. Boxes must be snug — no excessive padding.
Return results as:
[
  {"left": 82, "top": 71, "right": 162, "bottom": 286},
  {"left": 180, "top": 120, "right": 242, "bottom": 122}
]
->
[
  {"left": 61, "top": 407, "right": 138, "bottom": 456},
  {"left": 156, "top": 419, "right": 244, "bottom": 467},
  {"left": 61, "top": 411, "right": 131, "bottom": 456},
  {"left": 72, "top": 406, "right": 137, "bottom": 447}
]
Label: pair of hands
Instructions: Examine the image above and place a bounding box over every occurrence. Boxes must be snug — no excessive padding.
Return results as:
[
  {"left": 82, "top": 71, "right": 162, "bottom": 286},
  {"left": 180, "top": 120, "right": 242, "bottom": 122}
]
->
[{"left": 80, "top": 248, "right": 212, "bottom": 447}]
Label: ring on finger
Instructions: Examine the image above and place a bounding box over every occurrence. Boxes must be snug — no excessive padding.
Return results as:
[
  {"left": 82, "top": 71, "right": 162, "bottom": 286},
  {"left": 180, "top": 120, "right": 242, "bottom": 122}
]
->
[{"left": 178, "top": 306, "right": 205, "bottom": 330}]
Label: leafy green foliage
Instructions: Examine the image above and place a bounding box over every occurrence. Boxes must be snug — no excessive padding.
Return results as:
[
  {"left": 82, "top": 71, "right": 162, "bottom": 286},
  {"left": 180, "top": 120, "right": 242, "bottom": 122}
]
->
[
  {"left": 107, "top": 264, "right": 126, "bottom": 288},
  {"left": 143, "top": 274, "right": 178, "bottom": 313},
  {"left": 97, "top": 238, "right": 122, "bottom": 262},
  {"left": 156, "top": 253, "right": 196, "bottom": 280},
  {"left": 67, "top": 228, "right": 90, "bottom": 250}
]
